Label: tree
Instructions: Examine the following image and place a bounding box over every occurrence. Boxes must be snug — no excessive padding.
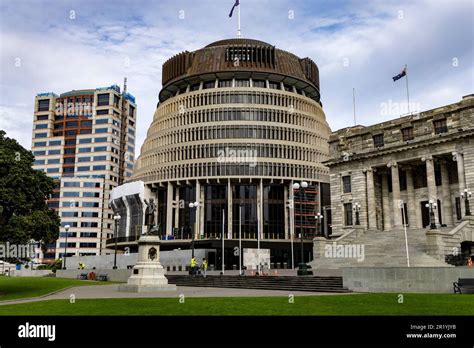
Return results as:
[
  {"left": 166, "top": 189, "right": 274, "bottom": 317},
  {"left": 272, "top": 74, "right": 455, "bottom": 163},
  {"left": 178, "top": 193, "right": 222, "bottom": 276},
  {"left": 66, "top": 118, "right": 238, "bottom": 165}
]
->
[{"left": 0, "top": 130, "right": 60, "bottom": 258}]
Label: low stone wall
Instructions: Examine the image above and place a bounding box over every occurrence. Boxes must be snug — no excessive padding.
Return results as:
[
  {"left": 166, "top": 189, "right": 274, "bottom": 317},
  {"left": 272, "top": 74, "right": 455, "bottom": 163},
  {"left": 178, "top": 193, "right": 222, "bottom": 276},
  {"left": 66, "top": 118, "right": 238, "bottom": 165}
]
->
[
  {"left": 10, "top": 270, "right": 54, "bottom": 277},
  {"left": 56, "top": 269, "right": 132, "bottom": 282},
  {"left": 342, "top": 267, "right": 474, "bottom": 293}
]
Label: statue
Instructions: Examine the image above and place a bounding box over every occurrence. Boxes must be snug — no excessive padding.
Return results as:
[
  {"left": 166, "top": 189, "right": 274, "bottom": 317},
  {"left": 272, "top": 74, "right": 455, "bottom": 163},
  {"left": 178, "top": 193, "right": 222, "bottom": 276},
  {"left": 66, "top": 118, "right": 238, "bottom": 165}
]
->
[{"left": 144, "top": 199, "right": 159, "bottom": 235}]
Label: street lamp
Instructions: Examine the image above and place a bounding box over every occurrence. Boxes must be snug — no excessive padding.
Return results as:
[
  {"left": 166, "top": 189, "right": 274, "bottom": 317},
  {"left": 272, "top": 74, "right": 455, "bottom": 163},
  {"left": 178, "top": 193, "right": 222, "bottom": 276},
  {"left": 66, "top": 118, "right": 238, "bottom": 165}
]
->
[
  {"left": 461, "top": 189, "right": 472, "bottom": 216},
  {"left": 353, "top": 203, "right": 361, "bottom": 226},
  {"left": 286, "top": 199, "right": 295, "bottom": 269},
  {"left": 315, "top": 212, "right": 324, "bottom": 236},
  {"left": 425, "top": 200, "right": 437, "bottom": 229},
  {"left": 293, "top": 181, "right": 308, "bottom": 266},
  {"left": 62, "top": 224, "right": 70, "bottom": 270},
  {"left": 189, "top": 201, "right": 199, "bottom": 258},
  {"left": 113, "top": 214, "right": 121, "bottom": 269}
]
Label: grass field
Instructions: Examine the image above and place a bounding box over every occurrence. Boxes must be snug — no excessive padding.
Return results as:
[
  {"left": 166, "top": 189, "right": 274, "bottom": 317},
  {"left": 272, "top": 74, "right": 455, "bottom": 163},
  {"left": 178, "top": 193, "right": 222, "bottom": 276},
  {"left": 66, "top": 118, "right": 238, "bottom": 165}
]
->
[
  {"left": 0, "top": 293, "right": 472, "bottom": 316},
  {"left": 0, "top": 276, "right": 108, "bottom": 301}
]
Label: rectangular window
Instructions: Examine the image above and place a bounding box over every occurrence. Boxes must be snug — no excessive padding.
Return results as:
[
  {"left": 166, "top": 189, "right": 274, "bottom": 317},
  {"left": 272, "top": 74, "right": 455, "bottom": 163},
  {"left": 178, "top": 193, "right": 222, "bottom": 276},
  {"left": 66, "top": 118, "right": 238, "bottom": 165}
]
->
[
  {"left": 81, "top": 212, "right": 99, "bottom": 218},
  {"left": 83, "top": 192, "right": 100, "bottom": 198},
  {"left": 434, "top": 119, "right": 448, "bottom": 134},
  {"left": 63, "top": 191, "right": 80, "bottom": 197},
  {"left": 48, "top": 149, "right": 60, "bottom": 155},
  {"left": 33, "top": 151, "right": 46, "bottom": 156},
  {"left": 80, "top": 129, "right": 92, "bottom": 134},
  {"left": 80, "top": 232, "right": 98, "bottom": 238},
  {"left": 401, "top": 127, "right": 414, "bottom": 141},
  {"left": 35, "top": 124, "right": 48, "bottom": 129},
  {"left": 37, "top": 115, "right": 48, "bottom": 121},
  {"left": 96, "top": 118, "right": 109, "bottom": 124},
  {"left": 38, "top": 99, "right": 50, "bottom": 111},
  {"left": 65, "top": 139, "right": 76, "bottom": 145},
  {"left": 34, "top": 159, "right": 45, "bottom": 165},
  {"left": 96, "top": 109, "right": 109, "bottom": 115},
  {"left": 218, "top": 80, "right": 232, "bottom": 88},
  {"left": 344, "top": 203, "right": 353, "bottom": 226},
  {"left": 49, "top": 140, "right": 61, "bottom": 146},
  {"left": 95, "top": 128, "right": 108, "bottom": 133},
  {"left": 46, "top": 168, "right": 59, "bottom": 173},
  {"left": 93, "top": 156, "right": 107, "bottom": 161},
  {"left": 47, "top": 159, "right": 60, "bottom": 164},
  {"left": 82, "top": 121, "right": 92, "bottom": 127},
  {"left": 83, "top": 182, "right": 101, "bottom": 188},
  {"left": 34, "top": 141, "right": 47, "bottom": 147},
  {"left": 61, "top": 212, "right": 79, "bottom": 217},
  {"left": 63, "top": 157, "right": 75, "bottom": 164},
  {"left": 190, "top": 83, "right": 200, "bottom": 91},
  {"left": 252, "top": 80, "right": 266, "bottom": 88},
  {"left": 95, "top": 137, "right": 107, "bottom": 142},
  {"left": 82, "top": 202, "right": 99, "bottom": 207},
  {"left": 373, "top": 134, "right": 384, "bottom": 147},
  {"left": 63, "top": 182, "right": 80, "bottom": 187},
  {"left": 342, "top": 176, "right": 351, "bottom": 193},
  {"left": 77, "top": 166, "right": 90, "bottom": 171},
  {"left": 34, "top": 133, "right": 47, "bottom": 138},
  {"left": 66, "top": 121, "right": 78, "bottom": 127},
  {"left": 97, "top": 93, "right": 110, "bottom": 106},
  {"left": 94, "top": 146, "right": 107, "bottom": 152},
  {"left": 92, "top": 165, "right": 106, "bottom": 171},
  {"left": 202, "top": 81, "right": 215, "bottom": 89},
  {"left": 78, "top": 148, "right": 91, "bottom": 153},
  {"left": 235, "top": 79, "right": 250, "bottom": 87},
  {"left": 79, "top": 243, "right": 97, "bottom": 248},
  {"left": 268, "top": 81, "right": 280, "bottom": 90},
  {"left": 64, "top": 148, "right": 75, "bottom": 154},
  {"left": 79, "top": 138, "right": 92, "bottom": 144},
  {"left": 78, "top": 157, "right": 90, "bottom": 162}
]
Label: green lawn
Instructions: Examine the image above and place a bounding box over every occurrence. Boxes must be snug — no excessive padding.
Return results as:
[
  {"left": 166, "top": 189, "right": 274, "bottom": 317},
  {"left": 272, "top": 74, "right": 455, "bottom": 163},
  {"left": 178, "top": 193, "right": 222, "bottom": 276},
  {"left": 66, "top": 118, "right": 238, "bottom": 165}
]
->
[
  {"left": 0, "top": 276, "right": 109, "bottom": 301},
  {"left": 0, "top": 294, "right": 472, "bottom": 316}
]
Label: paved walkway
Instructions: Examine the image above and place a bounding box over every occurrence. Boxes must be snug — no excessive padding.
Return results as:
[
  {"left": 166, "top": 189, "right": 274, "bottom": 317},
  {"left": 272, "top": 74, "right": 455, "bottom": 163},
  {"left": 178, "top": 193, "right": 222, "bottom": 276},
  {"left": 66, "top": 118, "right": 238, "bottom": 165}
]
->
[{"left": 0, "top": 284, "right": 355, "bottom": 306}]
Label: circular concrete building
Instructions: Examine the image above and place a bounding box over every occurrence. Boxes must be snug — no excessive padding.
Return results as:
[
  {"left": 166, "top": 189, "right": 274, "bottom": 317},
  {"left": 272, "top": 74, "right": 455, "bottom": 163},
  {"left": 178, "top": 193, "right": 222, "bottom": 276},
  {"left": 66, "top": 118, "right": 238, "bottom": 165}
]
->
[{"left": 111, "top": 38, "right": 331, "bottom": 268}]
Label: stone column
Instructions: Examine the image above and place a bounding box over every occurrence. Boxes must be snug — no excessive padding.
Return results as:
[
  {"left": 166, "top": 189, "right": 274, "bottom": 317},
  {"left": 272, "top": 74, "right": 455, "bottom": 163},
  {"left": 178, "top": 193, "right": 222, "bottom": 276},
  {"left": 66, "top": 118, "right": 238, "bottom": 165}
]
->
[
  {"left": 424, "top": 155, "right": 439, "bottom": 226},
  {"left": 440, "top": 160, "right": 454, "bottom": 226},
  {"left": 365, "top": 168, "right": 377, "bottom": 230},
  {"left": 454, "top": 151, "right": 466, "bottom": 216},
  {"left": 388, "top": 162, "right": 402, "bottom": 228},
  {"left": 381, "top": 173, "right": 392, "bottom": 231},
  {"left": 405, "top": 167, "right": 419, "bottom": 228},
  {"left": 227, "top": 180, "right": 233, "bottom": 239},
  {"left": 174, "top": 186, "right": 180, "bottom": 236},
  {"left": 165, "top": 182, "right": 173, "bottom": 236}
]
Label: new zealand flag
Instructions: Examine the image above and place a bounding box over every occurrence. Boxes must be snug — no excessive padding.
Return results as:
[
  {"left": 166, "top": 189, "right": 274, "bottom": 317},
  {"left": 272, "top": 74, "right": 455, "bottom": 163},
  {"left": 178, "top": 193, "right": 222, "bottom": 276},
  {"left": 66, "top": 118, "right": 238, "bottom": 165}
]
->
[{"left": 392, "top": 66, "right": 407, "bottom": 82}]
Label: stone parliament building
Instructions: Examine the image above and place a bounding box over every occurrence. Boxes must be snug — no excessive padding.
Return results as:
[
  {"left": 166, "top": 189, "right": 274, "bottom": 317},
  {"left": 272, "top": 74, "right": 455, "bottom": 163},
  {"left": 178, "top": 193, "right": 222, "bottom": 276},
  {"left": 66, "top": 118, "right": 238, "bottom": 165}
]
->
[{"left": 313, "top": 94, "right": 474, "bottom": 268}]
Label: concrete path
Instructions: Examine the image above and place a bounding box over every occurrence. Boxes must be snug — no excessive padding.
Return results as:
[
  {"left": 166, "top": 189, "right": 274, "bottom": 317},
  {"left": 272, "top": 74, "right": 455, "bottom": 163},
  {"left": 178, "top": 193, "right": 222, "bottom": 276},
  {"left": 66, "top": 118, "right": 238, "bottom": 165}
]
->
[{"left": 0, "top": 284, "right": 356, "bottom": 306}]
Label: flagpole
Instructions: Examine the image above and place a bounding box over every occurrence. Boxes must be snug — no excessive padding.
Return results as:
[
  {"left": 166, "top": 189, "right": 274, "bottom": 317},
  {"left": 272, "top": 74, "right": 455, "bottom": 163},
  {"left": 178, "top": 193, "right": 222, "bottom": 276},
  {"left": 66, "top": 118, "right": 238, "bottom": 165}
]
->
[
  {"left": 352, "top": 87, "right": 356, "bottom": 125},
  {"left": 237, "top": 1, "right": 241, "bottom": 37},
  {"left": 405, "top": 64, "right": 411, "bottom": 115}
]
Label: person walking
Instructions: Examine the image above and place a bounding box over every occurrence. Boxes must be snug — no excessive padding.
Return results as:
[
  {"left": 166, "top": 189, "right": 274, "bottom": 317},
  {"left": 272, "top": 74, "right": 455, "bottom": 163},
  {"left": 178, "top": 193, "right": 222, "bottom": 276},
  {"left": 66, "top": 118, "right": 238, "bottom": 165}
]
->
[
  {"left": 190, "top": 256, "right": 196, "bottom": 276},
  {"left": 202, "top": 257, "right": 208, "bottom": 278}
]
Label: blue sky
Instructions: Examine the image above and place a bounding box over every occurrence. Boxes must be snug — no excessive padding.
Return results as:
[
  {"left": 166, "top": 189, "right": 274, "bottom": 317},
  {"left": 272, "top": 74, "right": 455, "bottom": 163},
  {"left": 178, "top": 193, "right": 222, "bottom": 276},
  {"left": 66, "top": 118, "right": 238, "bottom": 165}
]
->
[{"left": 0, "top": 0, "right": 472, "bottom": 154}]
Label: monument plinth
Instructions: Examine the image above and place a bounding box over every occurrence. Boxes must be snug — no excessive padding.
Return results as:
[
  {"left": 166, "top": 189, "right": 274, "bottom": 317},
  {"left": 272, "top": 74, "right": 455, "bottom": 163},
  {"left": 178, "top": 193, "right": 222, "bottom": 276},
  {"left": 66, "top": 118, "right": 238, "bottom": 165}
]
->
[{"left": 119, "top": 235, "right": 176, "bottom": 292}]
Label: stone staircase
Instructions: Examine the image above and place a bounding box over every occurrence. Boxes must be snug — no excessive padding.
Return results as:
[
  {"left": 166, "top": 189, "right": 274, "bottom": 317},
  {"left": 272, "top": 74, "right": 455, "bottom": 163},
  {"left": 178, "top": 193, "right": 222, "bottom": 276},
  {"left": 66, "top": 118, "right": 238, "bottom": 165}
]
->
[
  {"left": 311, "top": 227, "right": 452, "bottom": 269},
  {"left": 166, "top": 275, "right": 351, "bottom": 293}
]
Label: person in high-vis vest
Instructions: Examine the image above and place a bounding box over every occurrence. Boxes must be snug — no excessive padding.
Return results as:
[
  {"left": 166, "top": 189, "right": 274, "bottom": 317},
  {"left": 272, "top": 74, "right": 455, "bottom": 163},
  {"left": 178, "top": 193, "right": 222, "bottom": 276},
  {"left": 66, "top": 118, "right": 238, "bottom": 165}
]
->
[
  {"left": 202, "top": 258, "right": 208, "bottom": 278},
  {"left": 190, "top": 257, "right": 196, "bottom": 276}
]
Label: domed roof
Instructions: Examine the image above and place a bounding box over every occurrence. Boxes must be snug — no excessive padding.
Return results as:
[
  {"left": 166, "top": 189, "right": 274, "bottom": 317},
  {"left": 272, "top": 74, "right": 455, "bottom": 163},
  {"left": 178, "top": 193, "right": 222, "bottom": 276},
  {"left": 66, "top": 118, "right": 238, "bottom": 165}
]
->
[{"left": 205, "top": 38, "right": 273, "bottom": 48}]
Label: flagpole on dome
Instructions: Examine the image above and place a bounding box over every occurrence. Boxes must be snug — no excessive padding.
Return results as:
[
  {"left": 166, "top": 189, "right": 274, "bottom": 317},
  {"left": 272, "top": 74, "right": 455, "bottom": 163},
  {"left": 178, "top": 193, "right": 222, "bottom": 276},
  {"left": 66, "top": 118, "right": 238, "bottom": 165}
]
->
[{"left": 237, "top": 1, "right": 241, "bottom": 37}]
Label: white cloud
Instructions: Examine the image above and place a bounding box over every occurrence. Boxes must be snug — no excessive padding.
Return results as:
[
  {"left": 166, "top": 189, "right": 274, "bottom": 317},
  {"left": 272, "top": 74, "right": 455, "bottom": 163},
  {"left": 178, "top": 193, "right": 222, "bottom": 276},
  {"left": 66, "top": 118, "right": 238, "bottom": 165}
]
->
[{"left": 0, "top": 0, "right": 472, "bottom": 156}]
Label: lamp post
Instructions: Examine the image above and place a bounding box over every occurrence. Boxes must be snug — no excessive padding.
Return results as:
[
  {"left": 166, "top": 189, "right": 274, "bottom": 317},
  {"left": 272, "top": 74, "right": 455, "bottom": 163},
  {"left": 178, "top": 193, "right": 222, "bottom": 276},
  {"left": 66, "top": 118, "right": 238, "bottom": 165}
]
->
[
  {"left": 425, "top": 200, "right": 437, "bottom": 229},
  {"left": 315, "top": 212, "right": 324, "bottom": 236},
  {"left": 286, "top": 199, "right": 295, "bottom": 269},
  {"left": 461, "top": 189, "right": 472, "bottom": 216},
  {"left": 353, "top": 203, "right": 361, "bottom": 226},
  {"left": 293, "top": 181, "right": 308, "bottom": 265},
  {"left": 62, "top": 224, "right": 70, "bottom": 270},
  {"left": 113, "top": 214, "right": 121, "bottom": 269},
  {"left": 189, "top": 201, "right": 199, "bottom": 258}
]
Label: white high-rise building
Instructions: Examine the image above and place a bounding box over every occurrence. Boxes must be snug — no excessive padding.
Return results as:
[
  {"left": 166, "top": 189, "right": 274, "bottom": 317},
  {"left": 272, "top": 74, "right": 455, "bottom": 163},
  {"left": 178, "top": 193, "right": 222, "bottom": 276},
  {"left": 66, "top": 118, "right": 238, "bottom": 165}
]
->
[{"left": 31, "top": 84, "right": 137, "bottom": 263}]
